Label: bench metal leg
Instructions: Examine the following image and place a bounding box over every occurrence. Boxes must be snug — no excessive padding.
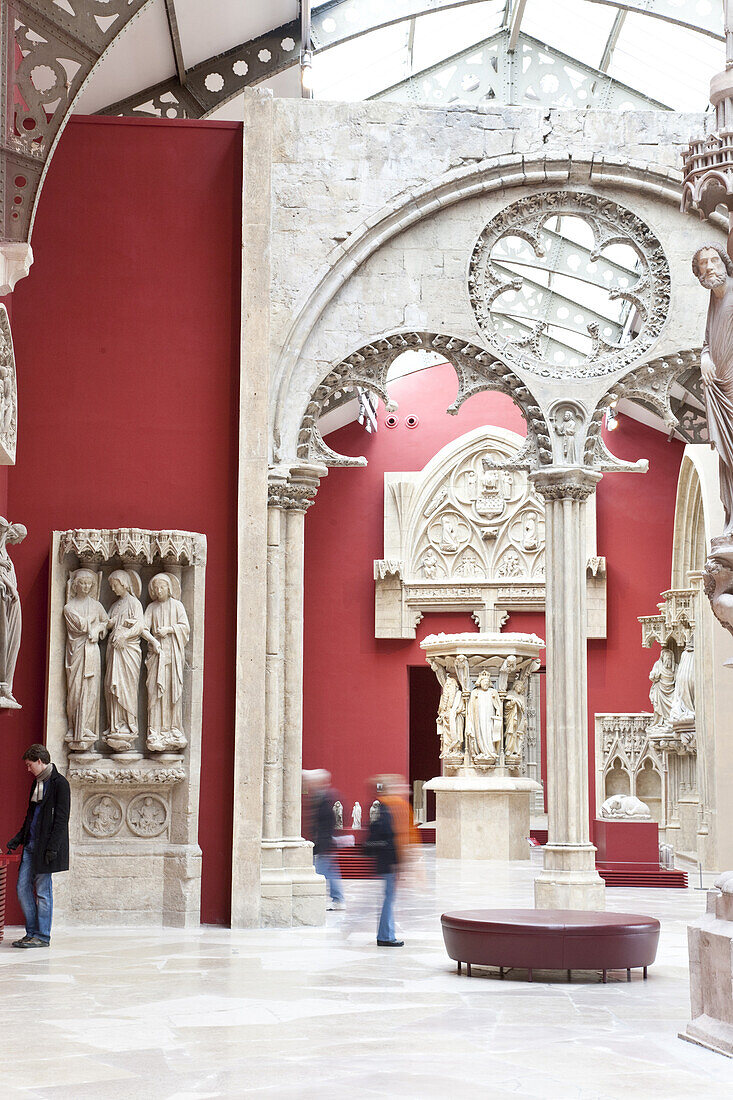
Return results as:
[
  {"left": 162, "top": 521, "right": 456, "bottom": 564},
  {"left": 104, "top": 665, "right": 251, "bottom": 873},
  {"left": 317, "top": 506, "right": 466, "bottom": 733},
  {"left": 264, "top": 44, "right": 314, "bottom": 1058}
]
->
[
  {"left": 567, "top": 970, "right": 571, "bottom": 982},
  {"left": 627, "top": 968, "right": 631, "bottom": 982},
  {"left": 602, "top": 969, "right": 607, "bottom": 983},
  {"left": 528, "top": 968, "right": 533, "bottom": 983},
  {"left": 466, "top": 963, "right": 472, "bottom": 977},
  {"left": 643, "top": 966, "right": 648, "bottom": 980},
  {"left": 457, "top": 962, "right": 461, "bottom": 975},
  {"left": 499, "top": 966, "right": 504, "bottom": 979}
]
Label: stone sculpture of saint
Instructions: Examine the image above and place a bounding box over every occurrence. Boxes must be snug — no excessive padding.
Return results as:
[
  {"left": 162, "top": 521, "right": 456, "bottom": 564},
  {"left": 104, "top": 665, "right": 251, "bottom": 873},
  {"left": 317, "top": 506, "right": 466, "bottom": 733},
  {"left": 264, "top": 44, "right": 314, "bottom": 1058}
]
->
[
  {"left": 465, "top": 670, "right": 503, "bottom": 762},
  {"left": 670, "top": 636, "right": 695, "bottom": 728},
  {"left": 437, "top": 674, "right": 464, "bottom": 758},
  {"left": 0, "top": 517, "right": 26, "bottom": 708},
  {"left": 648, "top": 647, "right": 676, "bottom": 729},
  {"left": 555, "top": 409, "right": 578, "bottom": 463},
  {"left": 522, "top": 514, "right": 538, "bottom": 551},
  {"left": 144, "top": 573, "right": 190, "bottom": 752},
  {"left": 64, "top": 568, "right": 109, "bottom": 751},
  {"left": 440, "top": 515, "right": 459, "bottom": 552},
  {"left": 504, "top": 666, "right": 531, "bottom": 759},
  {"left": 104, "top": 569, "right": 159, "bottom": 753},
  {"left": 351, "top": 802, "right": 362, "bottom": 830},
  {"left": 693, "top": 244, "right": 733, "bottom": 534}
]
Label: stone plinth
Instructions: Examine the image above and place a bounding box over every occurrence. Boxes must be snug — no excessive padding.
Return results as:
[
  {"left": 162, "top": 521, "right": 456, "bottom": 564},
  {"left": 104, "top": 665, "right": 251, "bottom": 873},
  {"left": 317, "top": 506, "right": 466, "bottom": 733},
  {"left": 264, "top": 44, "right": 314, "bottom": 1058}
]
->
[
  {"left": 682, "top": 875, "right": 733, "bottom": 1057},
  {"left": 424, "top": 774, "right": 540, "bottom": 860}
]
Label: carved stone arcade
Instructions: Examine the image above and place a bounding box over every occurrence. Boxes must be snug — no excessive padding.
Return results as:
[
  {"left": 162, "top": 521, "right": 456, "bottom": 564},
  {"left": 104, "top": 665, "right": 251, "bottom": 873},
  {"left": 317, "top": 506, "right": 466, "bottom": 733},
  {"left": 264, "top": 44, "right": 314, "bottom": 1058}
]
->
[{"left": 46, "top": 528, "right": 206, "bottom": 927}]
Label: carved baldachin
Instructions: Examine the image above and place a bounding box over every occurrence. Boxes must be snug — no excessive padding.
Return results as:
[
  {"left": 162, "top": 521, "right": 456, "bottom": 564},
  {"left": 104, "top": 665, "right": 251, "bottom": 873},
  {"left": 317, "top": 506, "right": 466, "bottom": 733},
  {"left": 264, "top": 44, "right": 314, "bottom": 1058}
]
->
[{"left": 58, "top": 528, "right": 204, "bottom": 565}]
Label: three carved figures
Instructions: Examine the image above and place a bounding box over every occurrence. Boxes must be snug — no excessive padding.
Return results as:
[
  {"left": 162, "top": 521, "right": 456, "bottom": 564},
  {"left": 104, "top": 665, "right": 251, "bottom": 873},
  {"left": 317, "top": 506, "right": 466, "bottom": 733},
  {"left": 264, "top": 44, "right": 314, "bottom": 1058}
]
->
[{"left": 64, "top": 567, "right": 190, "bottom": 755}]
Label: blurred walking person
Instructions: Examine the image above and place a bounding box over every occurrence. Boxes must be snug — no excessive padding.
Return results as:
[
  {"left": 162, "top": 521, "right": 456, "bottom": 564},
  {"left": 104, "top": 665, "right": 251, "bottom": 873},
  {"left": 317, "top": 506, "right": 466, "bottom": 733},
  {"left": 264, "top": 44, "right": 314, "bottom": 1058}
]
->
[
  {"left": 368, "top": 774, "right": 419, "bottom": 947},
  {"left": 303, "top": 769, "right": 345, "bottom": 911}
]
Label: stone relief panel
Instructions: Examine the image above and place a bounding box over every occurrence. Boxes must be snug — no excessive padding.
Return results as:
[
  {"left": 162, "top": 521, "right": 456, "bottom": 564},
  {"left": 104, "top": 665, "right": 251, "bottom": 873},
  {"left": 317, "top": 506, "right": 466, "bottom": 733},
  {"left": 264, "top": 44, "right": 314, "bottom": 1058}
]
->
[
  {"left": 0, "top": 307, "right": 18, "bottom": 464},
  {"left": 375, "top": 425, "right": 605, "bottom": 638},
  {"left": 0, "top": 516, "right": 26, "bottom": 708},
  {"left": 46, "top": 528, "right": 206, "bottom": 928}
]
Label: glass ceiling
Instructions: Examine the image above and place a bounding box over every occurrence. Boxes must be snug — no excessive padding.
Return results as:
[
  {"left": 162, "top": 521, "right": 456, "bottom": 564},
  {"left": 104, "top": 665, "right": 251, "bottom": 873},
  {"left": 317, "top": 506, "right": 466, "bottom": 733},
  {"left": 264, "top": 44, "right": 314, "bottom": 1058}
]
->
[{"left": 311, "top": 0, "right": 723, "bottom": 112}]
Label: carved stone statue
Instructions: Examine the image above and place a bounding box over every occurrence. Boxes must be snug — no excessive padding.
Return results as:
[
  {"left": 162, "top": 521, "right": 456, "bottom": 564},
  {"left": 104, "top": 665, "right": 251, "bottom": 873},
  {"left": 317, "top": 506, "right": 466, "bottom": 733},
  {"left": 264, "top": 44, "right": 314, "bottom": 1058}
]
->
[
  {"left": 351, "top": 801, "right": 362, "bottom": 830},
  {"left": 554, "top": 408, "right": 578, "bottom": 463},
  {"left": 437, "top": 673, "right": 464, "bottom": 758},
  {"left": 144, "top": 573, "right": 190, "bottom": 752},
  {"left": 333, "top": 800, "right": 343, "bottom": 830},
  {"left": 703, "top": 558, "right": 733, "bottom": 641},
  {"left": 421, "top": 548, "right": 439, "bottom": 578},
  {"left": 104, "top": 569, "right": 158, "bottom": 753},
  {"left": 648, "top": 647, "right": 676, "bottom": 728},
  {"left": 64, "top": 569, "right": 109, "bottom": 751},
  {"left": 369, "top": 799, "right": 380, "bottom": 823},
  {"left": 465, "top": 669, "right": 502, "bottom": 762},
  {"left": 0, "top": 517, "right": 26, "bottom": 708},
  {"left": 504, "top": 664, "right": 535, "bottom": 759},
  {"left": 600, "top": 794, "right": 651, "bottom": 820},
  {"left": 670, "top": 636, "right": 695, "bottom": 728},
  {"left": 476, "top": 460, "right": 508, "bottom": 518},
  {"left": 440, "top": 514, "right": 459, "bottom": 552},
  {"left": 693, "top": 244, "right": 733, "bottom": 534},
  {"left": 522, "top": 513, "right": 538, "bottom": 550}
]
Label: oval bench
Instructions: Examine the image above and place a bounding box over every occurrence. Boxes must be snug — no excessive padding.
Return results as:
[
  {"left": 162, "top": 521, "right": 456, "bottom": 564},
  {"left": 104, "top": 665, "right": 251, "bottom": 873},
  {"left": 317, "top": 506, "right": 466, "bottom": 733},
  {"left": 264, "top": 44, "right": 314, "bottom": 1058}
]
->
[{"left": 441, "top": 909, "right": 660, "bottom": 983}]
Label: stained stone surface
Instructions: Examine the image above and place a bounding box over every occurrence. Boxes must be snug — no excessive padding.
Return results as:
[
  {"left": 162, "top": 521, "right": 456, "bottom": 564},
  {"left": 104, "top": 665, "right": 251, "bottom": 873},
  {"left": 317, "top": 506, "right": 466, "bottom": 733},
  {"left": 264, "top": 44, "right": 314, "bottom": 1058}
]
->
[{"left": 1, "top": 853, "right": 730, "bottom": 1098}]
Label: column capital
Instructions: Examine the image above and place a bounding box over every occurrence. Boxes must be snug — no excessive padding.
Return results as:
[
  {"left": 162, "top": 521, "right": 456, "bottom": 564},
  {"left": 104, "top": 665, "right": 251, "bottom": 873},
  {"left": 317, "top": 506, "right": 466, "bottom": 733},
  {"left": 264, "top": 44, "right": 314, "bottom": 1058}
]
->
[
  {"left": 0, "top": 242, "right": 33, "bottom": 296},
  {"left": 529, "top": 466, "right": 602, "bottom": 502},
  {"left": 267, "top": 462, "right": 327, "bottom": 512}
]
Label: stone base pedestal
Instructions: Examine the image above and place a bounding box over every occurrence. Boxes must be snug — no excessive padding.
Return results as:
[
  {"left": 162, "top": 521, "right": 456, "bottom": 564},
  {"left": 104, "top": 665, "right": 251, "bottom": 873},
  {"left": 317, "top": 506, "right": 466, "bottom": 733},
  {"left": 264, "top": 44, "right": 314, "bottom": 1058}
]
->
[
  {"left": 424, "top": 774, "right": 540, "bottom": 860},
  {"left": 681, "top": 885, "right": 733, "bottom": 1057},
  {"left": 534, "top": 844, "right": 606, "bottom": 910},
  {"left": 261, "top": 838, "right": 327, "bottom": 927}
]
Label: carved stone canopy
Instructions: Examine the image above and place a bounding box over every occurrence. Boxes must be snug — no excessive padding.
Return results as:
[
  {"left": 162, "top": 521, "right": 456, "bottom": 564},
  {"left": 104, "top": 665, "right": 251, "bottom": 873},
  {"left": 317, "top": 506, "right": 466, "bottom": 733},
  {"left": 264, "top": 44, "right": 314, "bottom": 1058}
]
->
[{"left": 58, "top": 528, "right": 205, "bottom": 566}]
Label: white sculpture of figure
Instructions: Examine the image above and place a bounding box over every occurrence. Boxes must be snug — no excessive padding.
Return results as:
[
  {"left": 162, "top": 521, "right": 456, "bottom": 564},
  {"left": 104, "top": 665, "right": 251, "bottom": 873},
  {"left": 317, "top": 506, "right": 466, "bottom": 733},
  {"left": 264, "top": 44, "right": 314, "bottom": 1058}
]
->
[
  {"left": 703, "top": 559, "right": 733, "bottom": 641},
  {"left": 421, "top": 548, "right": 439, "bottom": 578},
  {"left": 555, "top": 408, "right": 578, "bottom": 463},
  {"left": 440, "top": 515, "right": 459, "bottom": 552},
  {"left": 522, "top": 513, "right": 538, "bottom": 551},
  {"left": 144, "top": 573, "right": 190, "bottom": 752},
  {"left": 64, "top": 568, "right": 109, "bottom": 751},
  {"left": 104, "top": 569, "right": 158, "bottom": 753},
  {"left": 333, "top": 800, "right": 343, "bottom": 830},
  {"left": 648, "top": 647, "right": 676, "bottom": 728},
  {"left": 497, "top": 550, "right": 522, "bottom": 578},
  {"left": 465, "top": 669, "right": 503, "bottom": 762},
  {"left": 437, "top": 674, "right": 464, "bottom": 758},
  {"left": 600, "top": 794, "right": 651, "bottom": 820},
  {"left": 497, "top": 654, "right": 518, "bottom": 693},
  {"left": 369, "top": 799, "right": 380, "bottom": 823},
  {"left": 0, "top": 517, "right": 26, "bottom": 708},
  {"left": 476, "top": 460, "right": 505, "bottom": 518},
  {"left": 503, "top": 664, "right": 534, "bottom": 759},
  {"left": 351, "top": 801, "right": 362, "bottom": 830},
  {"left": 456, "top": 550, "right": 482, "bottom": 577},
  {"left": 670, "top": 636, "right": 695, "bottom": 727},
  {"left": 693, "top": 244, "right": 733, "bottom": 534}
]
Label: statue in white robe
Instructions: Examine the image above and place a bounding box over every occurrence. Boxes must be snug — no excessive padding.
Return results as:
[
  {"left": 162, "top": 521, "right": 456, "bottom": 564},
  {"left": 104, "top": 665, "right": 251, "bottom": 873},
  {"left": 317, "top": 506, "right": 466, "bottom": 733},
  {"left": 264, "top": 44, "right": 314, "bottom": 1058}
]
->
[
  {"left": 104, "top": 569, "right": 158, "bottom": 752},
  {"left": 437, "top": 674, "right": 464, "bottom": 758},
  {"left": 466, "top": 670, "right": 502, "bottom": 762},
  {"left": 64, "top": 569, "right": 109, "bottom": 751},
  {"left": 0, "top": 517, "right": 26, "bottom": 708},
  {"left": 144, "top": 573, "right": 190, "bottom": 752},
  {"left": 649, "top": 647, "right": 676, "bottom": 729}
]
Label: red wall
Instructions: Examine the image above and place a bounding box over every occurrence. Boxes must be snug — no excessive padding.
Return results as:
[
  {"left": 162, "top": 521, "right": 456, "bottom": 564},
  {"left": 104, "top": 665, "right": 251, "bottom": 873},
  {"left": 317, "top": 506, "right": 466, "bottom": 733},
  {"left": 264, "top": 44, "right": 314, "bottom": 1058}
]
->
[
  {"left": 303, "top": 365, "right": 684, "bottom": 822},
  {"left": 2, "top": 116, "right": 241, "bottom": 925}
]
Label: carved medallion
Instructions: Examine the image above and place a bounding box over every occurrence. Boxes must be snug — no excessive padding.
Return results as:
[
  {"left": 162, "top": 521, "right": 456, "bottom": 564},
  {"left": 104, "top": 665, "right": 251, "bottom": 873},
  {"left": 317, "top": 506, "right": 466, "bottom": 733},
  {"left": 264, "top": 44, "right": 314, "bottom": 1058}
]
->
[
  {"left": 83, "top": 794, "right": 123, "bottom": 838},
  {"left": 127, "top": 793, "right": 168, "bottom": 838}
]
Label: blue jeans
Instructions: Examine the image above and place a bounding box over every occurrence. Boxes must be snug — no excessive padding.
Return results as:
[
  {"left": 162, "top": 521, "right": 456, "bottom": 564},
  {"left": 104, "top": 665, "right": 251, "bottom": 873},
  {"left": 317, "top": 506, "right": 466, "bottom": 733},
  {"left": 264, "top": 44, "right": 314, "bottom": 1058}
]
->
[
  {"left": 377, "top": 872, "right": 396, "bottom": 942},
  {"left": 314, "top": 853, "right": 344, "bottom": 904},
  {"left": 17, "top": 847, "right": 53, "bottom": 943}
]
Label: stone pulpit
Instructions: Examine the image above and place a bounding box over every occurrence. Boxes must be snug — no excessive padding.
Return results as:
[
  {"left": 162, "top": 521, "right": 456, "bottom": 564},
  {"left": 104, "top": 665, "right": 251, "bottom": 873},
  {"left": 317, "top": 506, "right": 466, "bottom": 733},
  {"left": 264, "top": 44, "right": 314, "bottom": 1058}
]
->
[{"left": 422, "top": 631, "right": 544, "bottom": 860}]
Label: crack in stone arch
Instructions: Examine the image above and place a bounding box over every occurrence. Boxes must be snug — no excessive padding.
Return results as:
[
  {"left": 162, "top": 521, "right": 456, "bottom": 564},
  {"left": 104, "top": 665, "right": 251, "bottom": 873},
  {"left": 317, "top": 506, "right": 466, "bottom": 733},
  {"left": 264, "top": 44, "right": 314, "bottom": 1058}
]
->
[{"left": 295, "top": 330, "right": 552, "bottom": 470}]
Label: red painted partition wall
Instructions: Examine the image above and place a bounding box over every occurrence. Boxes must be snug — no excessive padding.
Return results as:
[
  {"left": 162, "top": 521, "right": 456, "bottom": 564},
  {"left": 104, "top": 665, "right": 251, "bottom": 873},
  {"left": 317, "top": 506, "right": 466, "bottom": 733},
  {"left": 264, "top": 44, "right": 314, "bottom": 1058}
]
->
[
  {"left": 1, "top": 117, "right": 241, "bottom": 925},
  {"left": 303, "top": 364, "right": 684, "bottom": 822}
]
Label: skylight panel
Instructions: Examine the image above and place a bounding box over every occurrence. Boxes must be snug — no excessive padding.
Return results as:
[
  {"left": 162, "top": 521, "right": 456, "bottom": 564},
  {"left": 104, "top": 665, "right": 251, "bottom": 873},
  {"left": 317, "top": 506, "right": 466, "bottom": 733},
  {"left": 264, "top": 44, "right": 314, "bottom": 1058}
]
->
[
  {"left": 522, "top": 0, "right": 616, "bottom": 61},
  {"left": 410, "top": 1, "right": 506, "bottom": 73}
]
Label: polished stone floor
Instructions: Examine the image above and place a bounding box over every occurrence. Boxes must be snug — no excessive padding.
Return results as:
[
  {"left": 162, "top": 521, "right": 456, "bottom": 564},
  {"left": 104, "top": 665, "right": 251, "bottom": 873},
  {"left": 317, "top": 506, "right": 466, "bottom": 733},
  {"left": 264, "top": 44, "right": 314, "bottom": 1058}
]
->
[{"left": 1, "top": 852, "right": 731, "bottom": 1099}]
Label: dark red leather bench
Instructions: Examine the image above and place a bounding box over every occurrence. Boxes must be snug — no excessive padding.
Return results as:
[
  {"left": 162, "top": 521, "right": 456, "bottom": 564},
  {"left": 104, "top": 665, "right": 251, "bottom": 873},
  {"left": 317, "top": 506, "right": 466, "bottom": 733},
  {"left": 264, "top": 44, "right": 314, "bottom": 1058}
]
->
[{"left": 441, "top": 909, "right": 660, "bottom": 983}]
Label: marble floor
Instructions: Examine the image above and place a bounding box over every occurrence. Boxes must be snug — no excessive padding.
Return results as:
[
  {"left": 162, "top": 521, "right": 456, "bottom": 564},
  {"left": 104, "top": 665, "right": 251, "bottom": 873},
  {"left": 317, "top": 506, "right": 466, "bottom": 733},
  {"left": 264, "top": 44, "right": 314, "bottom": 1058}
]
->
[{"left": 1, "top": 852, "right": 731, "bottom": 1099}]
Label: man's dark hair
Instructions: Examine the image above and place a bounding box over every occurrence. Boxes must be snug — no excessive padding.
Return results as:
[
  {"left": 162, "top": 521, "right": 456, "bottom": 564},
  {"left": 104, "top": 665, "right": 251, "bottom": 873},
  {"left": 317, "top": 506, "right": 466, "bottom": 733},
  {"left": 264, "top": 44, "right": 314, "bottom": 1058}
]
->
[
  {"left": 692, "top": 244, "right": 733, "bottom": 279},
  {"left": 22, "top": 744, "right": 50, "bottom": 764}
]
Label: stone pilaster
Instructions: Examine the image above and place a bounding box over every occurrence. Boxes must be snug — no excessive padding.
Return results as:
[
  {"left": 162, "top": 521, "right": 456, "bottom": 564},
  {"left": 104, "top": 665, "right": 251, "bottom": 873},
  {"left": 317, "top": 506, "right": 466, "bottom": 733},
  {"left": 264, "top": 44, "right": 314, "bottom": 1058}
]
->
[
  {"left": 260, "top": 464, "right": 328, "bottom": 926},
  {"left": 529, "top": 467, "right": 606, "bottom": 910}
]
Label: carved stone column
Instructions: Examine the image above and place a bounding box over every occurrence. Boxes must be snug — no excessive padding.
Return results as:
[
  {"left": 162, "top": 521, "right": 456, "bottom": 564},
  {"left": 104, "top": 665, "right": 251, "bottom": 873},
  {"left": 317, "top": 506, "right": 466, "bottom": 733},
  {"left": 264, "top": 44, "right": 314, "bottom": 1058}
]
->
[
  {"left": 261, "top": 465, "right": 328, "bottom": 926},
  {"left": 529, "top": 467, "right": 605, "bottom": 910}
]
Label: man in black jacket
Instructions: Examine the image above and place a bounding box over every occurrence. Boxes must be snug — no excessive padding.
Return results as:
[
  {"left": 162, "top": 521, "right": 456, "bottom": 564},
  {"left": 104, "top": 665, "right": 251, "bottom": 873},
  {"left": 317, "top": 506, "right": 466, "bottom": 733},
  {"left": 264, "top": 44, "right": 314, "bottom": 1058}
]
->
[{"left": 7, "top": 744, "right": 70, "bottom": 948}]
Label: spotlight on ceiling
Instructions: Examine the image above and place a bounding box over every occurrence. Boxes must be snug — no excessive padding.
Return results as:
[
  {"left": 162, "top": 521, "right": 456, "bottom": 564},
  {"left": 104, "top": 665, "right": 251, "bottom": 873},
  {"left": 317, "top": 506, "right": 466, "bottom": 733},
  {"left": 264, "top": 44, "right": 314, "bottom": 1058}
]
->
[{"left": 301, "top": 49, "right": 314, "bottom": 95}]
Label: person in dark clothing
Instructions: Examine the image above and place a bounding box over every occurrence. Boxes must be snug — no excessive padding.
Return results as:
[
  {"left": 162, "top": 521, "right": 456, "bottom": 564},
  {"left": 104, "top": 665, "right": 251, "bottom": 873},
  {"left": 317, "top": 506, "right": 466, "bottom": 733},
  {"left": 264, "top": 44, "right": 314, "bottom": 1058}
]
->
[
  {"left": 7, "top": 744, "right": 70, "bottom": 948},
  {"left": 367, "top": 797, "right": 402, "bottom": 947},
  {"left": 304, "top": 768, "right": 345, "bottom": 910}
]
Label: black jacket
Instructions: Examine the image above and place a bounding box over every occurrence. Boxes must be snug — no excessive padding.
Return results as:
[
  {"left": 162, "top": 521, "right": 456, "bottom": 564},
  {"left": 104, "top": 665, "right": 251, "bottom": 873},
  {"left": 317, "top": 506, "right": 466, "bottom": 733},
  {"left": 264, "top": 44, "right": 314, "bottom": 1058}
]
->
[
  {"left": 9, "top": 764, "right": 71, "bottom": 874},
  {"left": 311, "top": 789, "right": 337, "bottom": 856},
  {"left": 366, "top": 802, "right": 398, "bottom": 875}
]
